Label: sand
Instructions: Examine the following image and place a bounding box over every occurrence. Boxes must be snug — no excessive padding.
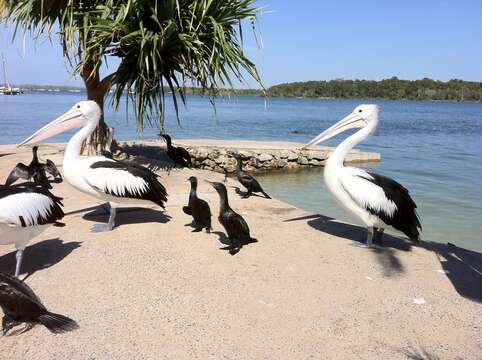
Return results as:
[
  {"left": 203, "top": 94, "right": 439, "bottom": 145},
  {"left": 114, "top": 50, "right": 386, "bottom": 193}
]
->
[{"left": 0, "top": 143, "right": 481, "bottom": 360}]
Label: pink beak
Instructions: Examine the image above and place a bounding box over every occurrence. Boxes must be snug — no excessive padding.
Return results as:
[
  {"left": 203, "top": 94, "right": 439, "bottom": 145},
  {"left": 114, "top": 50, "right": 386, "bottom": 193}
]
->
[{"left": 18, "top": 108, "right": 84, "bottom": 147}]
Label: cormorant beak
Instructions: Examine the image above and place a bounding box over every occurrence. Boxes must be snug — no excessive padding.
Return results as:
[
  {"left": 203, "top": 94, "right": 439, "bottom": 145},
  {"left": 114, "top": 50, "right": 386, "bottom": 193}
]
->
[
  {"left": 18, "top": 108, "right": 84, "bottom": 147},
  {"left": 302, "top": 111, "right": 366, "bottom": 149}
]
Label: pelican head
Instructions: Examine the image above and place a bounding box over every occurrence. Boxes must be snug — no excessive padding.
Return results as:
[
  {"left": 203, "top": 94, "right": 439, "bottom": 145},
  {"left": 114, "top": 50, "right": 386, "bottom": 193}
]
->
[
  {"left": 302, "top": 104, "right": 379, "bottom": 149},
  {"left": 18, "top": 101, "right": 101, "bottom": 147}
]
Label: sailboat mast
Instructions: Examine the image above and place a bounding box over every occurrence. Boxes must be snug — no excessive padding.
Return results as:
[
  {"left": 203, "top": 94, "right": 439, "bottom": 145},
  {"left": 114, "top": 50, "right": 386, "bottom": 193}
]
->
[{"left": 2, "top": 53, "right": 10, "bottom": 89}]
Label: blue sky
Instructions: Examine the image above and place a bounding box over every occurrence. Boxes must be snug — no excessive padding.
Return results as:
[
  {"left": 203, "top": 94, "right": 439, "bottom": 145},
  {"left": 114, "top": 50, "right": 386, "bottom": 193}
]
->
[{"left": 1, "top": 0, "right": 481, "bottom": 88}]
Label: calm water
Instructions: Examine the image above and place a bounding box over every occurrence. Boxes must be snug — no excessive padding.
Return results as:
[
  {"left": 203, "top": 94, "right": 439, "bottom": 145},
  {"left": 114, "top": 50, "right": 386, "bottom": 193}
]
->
[{"left": 1, "top": 93, "right": 481, "bottom": 251}]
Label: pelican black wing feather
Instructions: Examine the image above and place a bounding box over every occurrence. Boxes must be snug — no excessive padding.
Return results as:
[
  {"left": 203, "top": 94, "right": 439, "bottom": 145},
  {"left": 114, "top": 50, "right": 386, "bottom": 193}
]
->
[
  {"left": 90, "top": 160, "right": 168, "bottom": 208},
  {"left": 0, "top": 185, "right": 64, "bottom": 227},
  {"left": 363, "top": 172, "right": 422, "bottom": 240}
]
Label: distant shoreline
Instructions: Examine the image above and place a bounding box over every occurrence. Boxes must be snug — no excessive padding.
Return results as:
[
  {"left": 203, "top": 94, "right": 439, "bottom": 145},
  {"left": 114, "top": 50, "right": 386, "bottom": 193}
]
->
[{"left": 8, "top": 87, "right": 481, "bottom": 104}]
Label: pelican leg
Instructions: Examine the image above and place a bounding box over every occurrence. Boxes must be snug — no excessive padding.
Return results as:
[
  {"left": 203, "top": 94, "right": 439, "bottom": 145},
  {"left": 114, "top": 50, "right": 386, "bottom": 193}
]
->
[
  {"left": 374, "top": 228, "right": 384, "bottom": 244},
  {"left": 91, "top": 203, "right": 117, "bottom": 232},
  {"left": 351, "top": 227, "right": 374, "bottom": 248},
  {"left": 14, "top": 249, "right": 24, "bottom": 277}
]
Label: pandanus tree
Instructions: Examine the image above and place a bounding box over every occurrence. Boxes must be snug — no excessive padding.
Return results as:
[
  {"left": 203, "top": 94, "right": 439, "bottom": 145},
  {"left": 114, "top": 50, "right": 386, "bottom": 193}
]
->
[{"left": 1, "top": 0, "right": 263, "bottom": 153}]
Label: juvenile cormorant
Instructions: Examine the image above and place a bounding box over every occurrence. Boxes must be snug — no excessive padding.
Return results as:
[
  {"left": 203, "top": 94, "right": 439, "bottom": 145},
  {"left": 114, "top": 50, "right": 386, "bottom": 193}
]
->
[
  {"left": 207, "top": 181, "right": 257, "bottom": 255},
  {"left": 161, "top": 134, "right": 192, "bottom": 168},
  {"left": 0, "top": 272, "right": 78, "bottom": 335},
  {"left": 229, "top": 153, "right": 271, "bottom": 199},
  {"left": 5, "top": 146, "right": 62, "bottom": 189},
  {"left": 182, "top": 176, "right": 212, "bottom": 233}
]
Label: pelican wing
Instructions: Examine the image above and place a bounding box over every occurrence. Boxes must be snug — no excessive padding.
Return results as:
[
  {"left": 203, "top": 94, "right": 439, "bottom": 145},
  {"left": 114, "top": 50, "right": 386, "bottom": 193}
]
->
[
  {"left": 340, "top": 167, "right": 398, "bottom": 218},
  {"left": 340, "top": 167, "right": 421, "bottom": 240},
  {"left": 85, "top": 158, "right": 168, "bottom": 207},
  {"left": 0, "top": 186, "right": 64, "bottom": 227}
]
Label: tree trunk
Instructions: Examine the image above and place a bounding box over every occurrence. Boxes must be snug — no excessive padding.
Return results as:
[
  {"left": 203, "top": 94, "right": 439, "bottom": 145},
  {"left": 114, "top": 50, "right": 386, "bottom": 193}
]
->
[{"left": 81, "top": 64, "right": 110, "bottom": 155}]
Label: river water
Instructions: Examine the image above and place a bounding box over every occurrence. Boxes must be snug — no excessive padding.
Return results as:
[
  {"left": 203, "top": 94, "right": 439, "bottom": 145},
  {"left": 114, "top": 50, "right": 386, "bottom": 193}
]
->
[{"left": 1, "top": 93, "right": 481, "bottom": 251}]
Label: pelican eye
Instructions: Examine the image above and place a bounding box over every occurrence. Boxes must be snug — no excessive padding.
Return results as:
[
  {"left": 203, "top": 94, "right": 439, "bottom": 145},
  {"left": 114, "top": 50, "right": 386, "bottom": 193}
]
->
[
  {"left": 358, "top": 109, "right": 362, "bottom": 113},
  {"left": 77, "top": 105, "right": 81, "bottom": 109}
]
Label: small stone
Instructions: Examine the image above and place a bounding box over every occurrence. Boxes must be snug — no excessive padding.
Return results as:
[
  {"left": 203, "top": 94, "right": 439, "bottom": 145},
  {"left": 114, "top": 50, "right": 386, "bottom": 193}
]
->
[
  {"left": 279, "top": 150, "right": 290, "bottom": 159},
  {"left": 203, "top": 159, "right": 216, "bottom": 167},
  {"left": 298, "top": 156, "right": 309, "bottom": 165},
  {"left": 258, "top": 153, "right": 273, "bottom": 162},
  {"left": 271, "top": 159, "right": 288, "bottom": 168},
  {"left": 309, "top": 152, "right": 327, "bottom": 161},
  {"left": 237, "top": 150, "right": 252, "bottom": 159},
  {"left": 214, "top": 156, "right": 225, "bottom": 164},
  {"left": 309, "top": 159, "right": 320, "bottom": 166},
  {"left": 287, "top": 152, "right": 298, "bottom": 161},
  {"left": 249, "top": 157, "right": 262, "bottom": 168}
]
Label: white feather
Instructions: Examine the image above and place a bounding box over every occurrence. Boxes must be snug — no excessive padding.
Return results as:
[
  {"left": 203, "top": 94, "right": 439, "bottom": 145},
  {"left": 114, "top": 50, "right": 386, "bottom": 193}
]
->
[
  {"left": 0, "top": 192, "right": 56, "bottom": 227},
  {"left": 340, "top": 167, "right": 398, "bottom": 218}
]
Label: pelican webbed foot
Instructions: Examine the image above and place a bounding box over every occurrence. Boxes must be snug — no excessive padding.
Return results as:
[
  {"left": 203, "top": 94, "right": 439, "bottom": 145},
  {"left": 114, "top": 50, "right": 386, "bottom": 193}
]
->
[{"left": 90, "top": 223, "right": 114, "bottom": 232}]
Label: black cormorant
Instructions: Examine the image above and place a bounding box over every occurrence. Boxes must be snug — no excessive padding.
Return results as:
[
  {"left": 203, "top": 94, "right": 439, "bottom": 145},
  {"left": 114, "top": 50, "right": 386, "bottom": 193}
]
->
[
  {"left": 5, "top": 146, "right": 62, "bottom": 189},
  {"left": 207, "top": 181, "right": 257, "bottom": 255},
  {"left": 161, "top": 134, "right": 192, "bottom": 168},
  {"left": 0, "top": 272, "right": 78, "bottom": 335},
  {"left": 229, "top": 153, "right": 271, "bottom": 199},
  {"left": 182, "top": 176, "right": 212, "bottom": 232}
]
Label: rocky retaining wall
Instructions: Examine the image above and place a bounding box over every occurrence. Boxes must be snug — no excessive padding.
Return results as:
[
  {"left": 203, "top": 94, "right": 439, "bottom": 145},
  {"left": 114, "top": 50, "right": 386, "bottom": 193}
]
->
[{"left": 181, "top": 145, "right": 380, "bottom": 174}]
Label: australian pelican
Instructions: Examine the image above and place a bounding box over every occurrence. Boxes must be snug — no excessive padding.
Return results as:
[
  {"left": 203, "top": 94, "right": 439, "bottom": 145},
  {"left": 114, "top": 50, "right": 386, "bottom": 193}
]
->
[
  {"left": 0, "top": 184, "right": 64, "bottom": 277},
  {"left": 303, "top": 104, "right": 421, "bottom": 247},
  {"left": 18, "top": 101, "right": 168, "bottom": 232}
]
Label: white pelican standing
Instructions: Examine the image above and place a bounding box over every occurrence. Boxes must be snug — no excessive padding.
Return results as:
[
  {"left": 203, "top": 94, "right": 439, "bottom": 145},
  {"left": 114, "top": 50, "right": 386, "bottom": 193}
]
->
[
  {"left": 18, "top": 101, "right": 168, "bottom": 232},
  {"left": 0, "top": 184, "right": 64, "bottom": 276},
  {"left": 303, "top": 104, "right": 421, "bottom": 247}
]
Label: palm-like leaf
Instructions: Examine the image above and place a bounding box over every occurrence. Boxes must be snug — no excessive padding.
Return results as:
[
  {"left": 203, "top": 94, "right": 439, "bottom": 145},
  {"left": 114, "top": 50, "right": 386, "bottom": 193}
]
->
[{"left": 2, "top": 0, "right": 263, "bottom": 139}]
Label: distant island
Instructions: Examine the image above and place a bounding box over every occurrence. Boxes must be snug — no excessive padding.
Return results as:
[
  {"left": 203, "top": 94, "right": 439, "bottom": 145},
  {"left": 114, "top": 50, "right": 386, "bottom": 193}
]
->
[
  {"left": 12, "top": 77, "right": 482, "bottom": 101},
  {"left": 267, "top": 77, "right": 482, "bottom": 101}
]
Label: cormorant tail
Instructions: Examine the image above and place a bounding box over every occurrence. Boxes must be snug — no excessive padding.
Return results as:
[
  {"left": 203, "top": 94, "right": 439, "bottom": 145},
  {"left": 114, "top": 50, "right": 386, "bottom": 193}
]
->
[
  {"left": 38, "top": 312, "right": 79, "bottom": 334},
  {"left": 262, "top": 191, "right": 271, "bottom": 199},
  {"left": 244, "top": 237, "right": 258, "bottom": 244}
]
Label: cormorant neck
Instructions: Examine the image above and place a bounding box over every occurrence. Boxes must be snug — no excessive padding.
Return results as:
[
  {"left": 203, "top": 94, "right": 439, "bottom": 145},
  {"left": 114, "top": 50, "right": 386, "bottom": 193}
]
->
[
  {"left": 236, "top": 158, "right": 242, "bottom": 171},
  {"left": 218, "top": 189, "right": 230, "bottom": 212}
]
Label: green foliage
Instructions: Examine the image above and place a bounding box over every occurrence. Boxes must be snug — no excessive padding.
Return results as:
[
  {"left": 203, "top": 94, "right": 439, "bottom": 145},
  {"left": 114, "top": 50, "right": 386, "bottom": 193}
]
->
[
  {"left": 3, "top": 0, "right": 263, "bottom": 131},
  {"left": 268, "top": 77, "right": 482, "bottom": 102}
]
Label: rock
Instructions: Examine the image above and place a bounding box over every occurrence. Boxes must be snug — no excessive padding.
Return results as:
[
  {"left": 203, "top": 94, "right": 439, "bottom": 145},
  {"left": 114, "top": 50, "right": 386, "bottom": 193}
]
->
[
  {"left": 203, "top": 159, "right": 216, "bottom": 167},
  {"left": 309, "top": 159, "right": 320, "bottom": 166},
  {"left": 214, "top": 156, "right": 226, "bottom": 164},
  {"left": 208, "top": 150, "right": 220, "bottom": 160},
  {"left": 279, "top": 150, "right": 290, "bottom": 159},
  {"left": 237, "top": 150, "right": 252, "bottom": 159},
  {"left": 224, "top": 165, "right": 237, "bottom": 173},
  {"left": 195, "top": 150, "right": 209, "bottom": 160},
  {"left": 249, "top": 157, "right": 262, "bottom": 168},
  {"left": 214, "top": 166, "right": 224, "bottom": 173},
  {"left": 309, "top": 151, "right": 327, "bottom": 161},
  {"left": 244, "top": 164, "right": 257, "bottom": 172},
  {"left": 287, "top": 152, "right": 298, "bottom": 161},
  {"left": 258, "top": 153, "right": 273, "bottom": 162},
  {"left": 298, "top": 156, "right": 309, "bottom": 165},
  {"left": 272, "top": 159, "right": 288, "bottom": 168}
]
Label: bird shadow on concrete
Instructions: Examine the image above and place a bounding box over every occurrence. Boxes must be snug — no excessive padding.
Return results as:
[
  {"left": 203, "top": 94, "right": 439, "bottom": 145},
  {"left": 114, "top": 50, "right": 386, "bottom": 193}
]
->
[
  {"left": 284, "top": 213, "right": 482, "bottom": 303},
  {"left": 82, "top": 207, "right": 171, "bottom": 226},
  {"left": 212, "top": 231, "right": 231, "bottom": 246},
  {"left": 0, "top": 238, "right": 81, "bottom": 279},
  {"left": 120, "top": 143, "right": 173, "bottom": 172},
  {"left": 399, "top": 346, "right": 442, "bottom": 360},
  {"left": 231, "top": 186, "right": 268, "bottom": 199}
]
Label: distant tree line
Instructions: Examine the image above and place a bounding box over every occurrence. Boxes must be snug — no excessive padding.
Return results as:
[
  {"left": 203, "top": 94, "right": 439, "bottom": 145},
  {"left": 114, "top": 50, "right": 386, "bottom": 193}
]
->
[{"left": 267, "top": 77, "right": 482, "bottom": 101}]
